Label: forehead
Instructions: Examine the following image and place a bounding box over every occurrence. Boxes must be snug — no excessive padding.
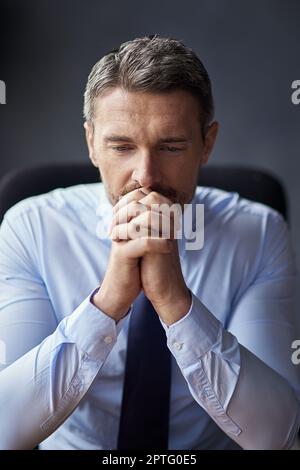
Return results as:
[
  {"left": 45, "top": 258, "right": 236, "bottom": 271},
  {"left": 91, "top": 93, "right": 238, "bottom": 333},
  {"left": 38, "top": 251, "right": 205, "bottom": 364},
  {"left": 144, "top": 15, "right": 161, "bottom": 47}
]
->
[{"left": 92, "top": 87, "right": 200, "bottom": 135}]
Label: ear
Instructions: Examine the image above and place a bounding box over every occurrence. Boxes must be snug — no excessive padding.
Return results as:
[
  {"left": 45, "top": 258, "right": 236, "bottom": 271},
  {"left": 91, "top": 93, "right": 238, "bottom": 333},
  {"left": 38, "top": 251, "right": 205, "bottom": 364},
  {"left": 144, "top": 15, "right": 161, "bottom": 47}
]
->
[
  {"left": 202, "top": 121, "right": 219, "bottom": 165},
  {"left": 84, "top": 121, "right": 98, "bottom": 168}
]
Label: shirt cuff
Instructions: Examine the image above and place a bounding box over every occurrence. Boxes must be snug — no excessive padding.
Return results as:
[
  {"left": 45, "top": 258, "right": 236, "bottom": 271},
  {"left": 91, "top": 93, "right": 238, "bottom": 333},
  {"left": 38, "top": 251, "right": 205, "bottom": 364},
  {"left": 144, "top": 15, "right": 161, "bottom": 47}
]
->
[
  {"left": 160, "top": 291, "right": 222, "bottom": 368},
  {"left": 62, "top": 288, "right": 132, "bottom": 361}
]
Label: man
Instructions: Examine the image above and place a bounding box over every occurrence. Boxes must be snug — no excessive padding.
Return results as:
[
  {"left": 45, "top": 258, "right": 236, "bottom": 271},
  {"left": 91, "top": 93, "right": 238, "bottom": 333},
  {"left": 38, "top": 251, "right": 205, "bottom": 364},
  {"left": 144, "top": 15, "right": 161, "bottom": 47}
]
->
[{"left": 0, "top": 35, "right": 299, "bottom": 450}]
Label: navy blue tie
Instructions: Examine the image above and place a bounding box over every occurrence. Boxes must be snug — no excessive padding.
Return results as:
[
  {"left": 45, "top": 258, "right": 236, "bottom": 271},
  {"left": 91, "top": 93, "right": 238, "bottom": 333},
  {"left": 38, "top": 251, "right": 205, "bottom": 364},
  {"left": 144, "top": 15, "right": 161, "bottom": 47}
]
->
[{"left": 117, "top": 292, "right": 171, "bottom": 450}]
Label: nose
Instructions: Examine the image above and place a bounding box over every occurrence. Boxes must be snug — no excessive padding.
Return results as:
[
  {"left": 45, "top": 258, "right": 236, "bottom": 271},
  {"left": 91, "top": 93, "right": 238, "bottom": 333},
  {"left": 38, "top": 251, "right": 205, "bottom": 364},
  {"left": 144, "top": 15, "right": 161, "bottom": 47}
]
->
[{"left": 131, "top": 151, "right": 161, "bottom": 189}]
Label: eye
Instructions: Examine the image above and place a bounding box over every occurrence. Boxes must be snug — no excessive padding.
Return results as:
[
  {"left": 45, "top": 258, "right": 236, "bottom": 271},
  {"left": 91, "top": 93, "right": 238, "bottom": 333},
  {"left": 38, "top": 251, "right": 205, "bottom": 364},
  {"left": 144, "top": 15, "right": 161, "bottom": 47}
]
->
[
  {"left": 160, "top": 146, "right": 184, "bottom": 153},
  {"left": 111, "top": 146, "right": 133, "bottom": 152}
]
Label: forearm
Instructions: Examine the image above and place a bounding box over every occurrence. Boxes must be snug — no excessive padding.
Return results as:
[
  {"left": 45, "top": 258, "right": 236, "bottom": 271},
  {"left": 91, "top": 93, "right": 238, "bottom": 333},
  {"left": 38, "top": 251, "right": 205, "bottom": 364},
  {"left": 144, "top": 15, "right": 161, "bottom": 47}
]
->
[
  {"left": 161, "top": 292, "right": 300, "bottom": 449},
  {"left": 0, "top": 293, "right": 127, "bottom": 449},
  {"left": 225, "top": 344, "right": 300, "bottom": 449}
]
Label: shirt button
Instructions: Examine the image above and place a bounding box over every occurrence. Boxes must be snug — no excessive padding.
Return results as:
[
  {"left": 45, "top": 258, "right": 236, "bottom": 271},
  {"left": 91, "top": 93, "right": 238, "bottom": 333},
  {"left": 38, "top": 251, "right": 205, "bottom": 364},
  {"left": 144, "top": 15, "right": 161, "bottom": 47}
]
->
[
  {"left": 104, "top": 335, "right": 113, "bottom": 344},
  {"left": 173, "top": 341, "right": 183, "bottom": 351}
]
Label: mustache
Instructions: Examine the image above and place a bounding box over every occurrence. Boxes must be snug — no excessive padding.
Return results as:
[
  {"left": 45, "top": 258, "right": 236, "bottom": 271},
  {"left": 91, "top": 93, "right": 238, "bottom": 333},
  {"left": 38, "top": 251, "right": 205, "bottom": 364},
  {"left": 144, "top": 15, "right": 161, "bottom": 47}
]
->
[{"left": 119, "top": 182, "right": 178, "bottom": 202}]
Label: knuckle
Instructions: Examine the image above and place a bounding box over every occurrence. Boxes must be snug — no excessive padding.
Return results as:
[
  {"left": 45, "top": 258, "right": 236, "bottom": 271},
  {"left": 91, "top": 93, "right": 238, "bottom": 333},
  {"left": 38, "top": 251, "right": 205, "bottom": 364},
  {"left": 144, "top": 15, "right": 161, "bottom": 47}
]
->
[
  {"left": 128, "top": 222, "right": 136, "bottom": 239},
  {"left": 146, "top": 210, "right": 152, "bottom": 224},
  {"left": 137, "top": 201, "right": 147, "bottom": 213},
  {"left": 110, "top": 226, "right": 117, "bottom": 239},
  {"left": 143, "top": 238, "right": 151, "bottom": 251},
  {"left": 149, "top": 191, "right": 160, "bottom": 203}
]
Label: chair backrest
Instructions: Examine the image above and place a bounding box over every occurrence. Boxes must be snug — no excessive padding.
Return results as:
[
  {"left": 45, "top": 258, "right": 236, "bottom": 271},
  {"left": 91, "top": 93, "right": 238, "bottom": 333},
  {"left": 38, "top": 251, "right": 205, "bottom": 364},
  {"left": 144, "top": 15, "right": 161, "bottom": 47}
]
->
[{"left": 0, "top": 162, "right": 288, "bottom": 222}]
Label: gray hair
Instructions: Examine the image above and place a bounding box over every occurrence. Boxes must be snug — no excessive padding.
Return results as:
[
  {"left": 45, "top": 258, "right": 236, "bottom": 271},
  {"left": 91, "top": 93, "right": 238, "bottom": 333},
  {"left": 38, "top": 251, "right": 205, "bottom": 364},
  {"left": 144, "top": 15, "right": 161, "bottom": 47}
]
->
[{"left": 83, "top": 35, "right": 214, "bottom": 133}]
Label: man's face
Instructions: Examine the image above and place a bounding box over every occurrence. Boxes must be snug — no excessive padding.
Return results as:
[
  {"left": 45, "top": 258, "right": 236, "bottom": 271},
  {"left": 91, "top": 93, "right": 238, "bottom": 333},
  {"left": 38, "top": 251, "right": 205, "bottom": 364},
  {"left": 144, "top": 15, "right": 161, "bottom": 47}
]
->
[{"left": 84, "top": 87, "right": 218, "bottom": 207}]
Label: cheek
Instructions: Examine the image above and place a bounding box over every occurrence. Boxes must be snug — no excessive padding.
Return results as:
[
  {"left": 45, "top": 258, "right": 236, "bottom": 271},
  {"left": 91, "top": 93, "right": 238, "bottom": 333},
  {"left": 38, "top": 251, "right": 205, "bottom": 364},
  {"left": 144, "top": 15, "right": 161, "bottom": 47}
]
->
[
  {"left": 169, "top": 158, "right": 199, "bottom": 181},
  {"left": 172, "top": 161, "right": 200, "bottom": 194},
  {"left": 98, "top": 158, "right": 131, "bottom": 191},
  {"left": 97, "top": 151, "right": 118, "bottom": 176}
]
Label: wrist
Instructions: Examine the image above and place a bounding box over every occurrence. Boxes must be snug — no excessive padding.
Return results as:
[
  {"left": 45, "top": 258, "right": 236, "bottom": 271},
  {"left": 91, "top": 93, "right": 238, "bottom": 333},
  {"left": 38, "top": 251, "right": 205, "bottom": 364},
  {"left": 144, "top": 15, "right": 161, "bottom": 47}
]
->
[
  {"left": 92, "top": 286, "right": 131, "bottom": 323},
  {"left": 152, "top": 288, "right": 192, "bottom": 326}
]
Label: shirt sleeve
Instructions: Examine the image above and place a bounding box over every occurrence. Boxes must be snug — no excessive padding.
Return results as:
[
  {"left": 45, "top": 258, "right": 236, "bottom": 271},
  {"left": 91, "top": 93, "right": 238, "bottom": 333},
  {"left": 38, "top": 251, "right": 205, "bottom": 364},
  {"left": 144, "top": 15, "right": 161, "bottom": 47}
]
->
[
  {"left": 0, "top": 211, "right": 129, "bottom": 450},
  {"left": 160, "top": 211, "right": 300, "bottom": 449}
]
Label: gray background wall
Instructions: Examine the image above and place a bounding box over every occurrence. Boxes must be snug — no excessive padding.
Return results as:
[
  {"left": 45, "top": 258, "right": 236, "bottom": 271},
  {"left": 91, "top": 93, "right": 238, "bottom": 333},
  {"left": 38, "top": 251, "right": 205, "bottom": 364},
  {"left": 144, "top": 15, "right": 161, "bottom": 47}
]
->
[{"left": 0, "top": 0, "right": 299, "bottom": 305}]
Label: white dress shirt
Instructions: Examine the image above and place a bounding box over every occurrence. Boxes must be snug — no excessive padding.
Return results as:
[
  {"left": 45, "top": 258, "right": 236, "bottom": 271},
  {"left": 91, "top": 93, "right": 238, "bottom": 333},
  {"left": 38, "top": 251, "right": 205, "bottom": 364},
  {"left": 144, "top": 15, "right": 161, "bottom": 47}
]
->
[{"left": 0, "top": 182, "right": 299, "bottom": 450}]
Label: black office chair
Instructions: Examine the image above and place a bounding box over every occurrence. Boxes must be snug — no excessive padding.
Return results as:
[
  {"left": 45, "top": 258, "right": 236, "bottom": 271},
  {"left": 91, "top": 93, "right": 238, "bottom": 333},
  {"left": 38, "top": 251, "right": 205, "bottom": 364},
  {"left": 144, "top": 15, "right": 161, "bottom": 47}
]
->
[{"left": 0, "top": 162, "right": 288, "bottom": 222}]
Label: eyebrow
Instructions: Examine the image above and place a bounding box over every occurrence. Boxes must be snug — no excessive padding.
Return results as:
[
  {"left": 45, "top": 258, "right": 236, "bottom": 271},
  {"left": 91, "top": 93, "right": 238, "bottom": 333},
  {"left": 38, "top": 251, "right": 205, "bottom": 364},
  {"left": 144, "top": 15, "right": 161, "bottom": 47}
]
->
[{"left": 103, "top": 135, "right": 190, "bottom": 144}]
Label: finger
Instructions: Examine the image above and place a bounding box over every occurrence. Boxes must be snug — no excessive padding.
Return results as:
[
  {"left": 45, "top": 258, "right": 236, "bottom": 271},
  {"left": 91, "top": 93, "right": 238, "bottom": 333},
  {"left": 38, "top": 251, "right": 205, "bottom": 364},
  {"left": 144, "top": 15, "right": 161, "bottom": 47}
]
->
[
  {"left": 138, "top": 191, "right": 173, "bottom": 208},
  {"left": 110, "top": 211, "right": 178, "bottom": 240},
  {"left": 123, "top": 237, "right": 173, "bottom": 258},
  {"left": 110, "top": 222, "right": 150, "bottom": 241},
  {"left": 138, "top": 191, "right": 182, "bottom": 223},
  {"left": 130, "top": 211, "right": 179, "bottom": 238},
  {"left": 112, "top": 198, "right": 181, "bottom": 230},
  {"left": 109, "top": 201, "right": 147, "bottom": 235},
  {"left": 110, "top": 200, "right": 180, "bottom": 237},
  {"left": 113, "top": 188, "right": 151, "bottom": 214}
]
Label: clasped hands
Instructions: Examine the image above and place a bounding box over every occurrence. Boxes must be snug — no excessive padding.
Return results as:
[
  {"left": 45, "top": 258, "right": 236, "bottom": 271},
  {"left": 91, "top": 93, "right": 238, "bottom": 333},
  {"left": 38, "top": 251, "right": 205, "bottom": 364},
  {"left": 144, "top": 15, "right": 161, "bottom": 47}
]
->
[{"left": 93, "top": 188, "right": 191, "bottom": 326}]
